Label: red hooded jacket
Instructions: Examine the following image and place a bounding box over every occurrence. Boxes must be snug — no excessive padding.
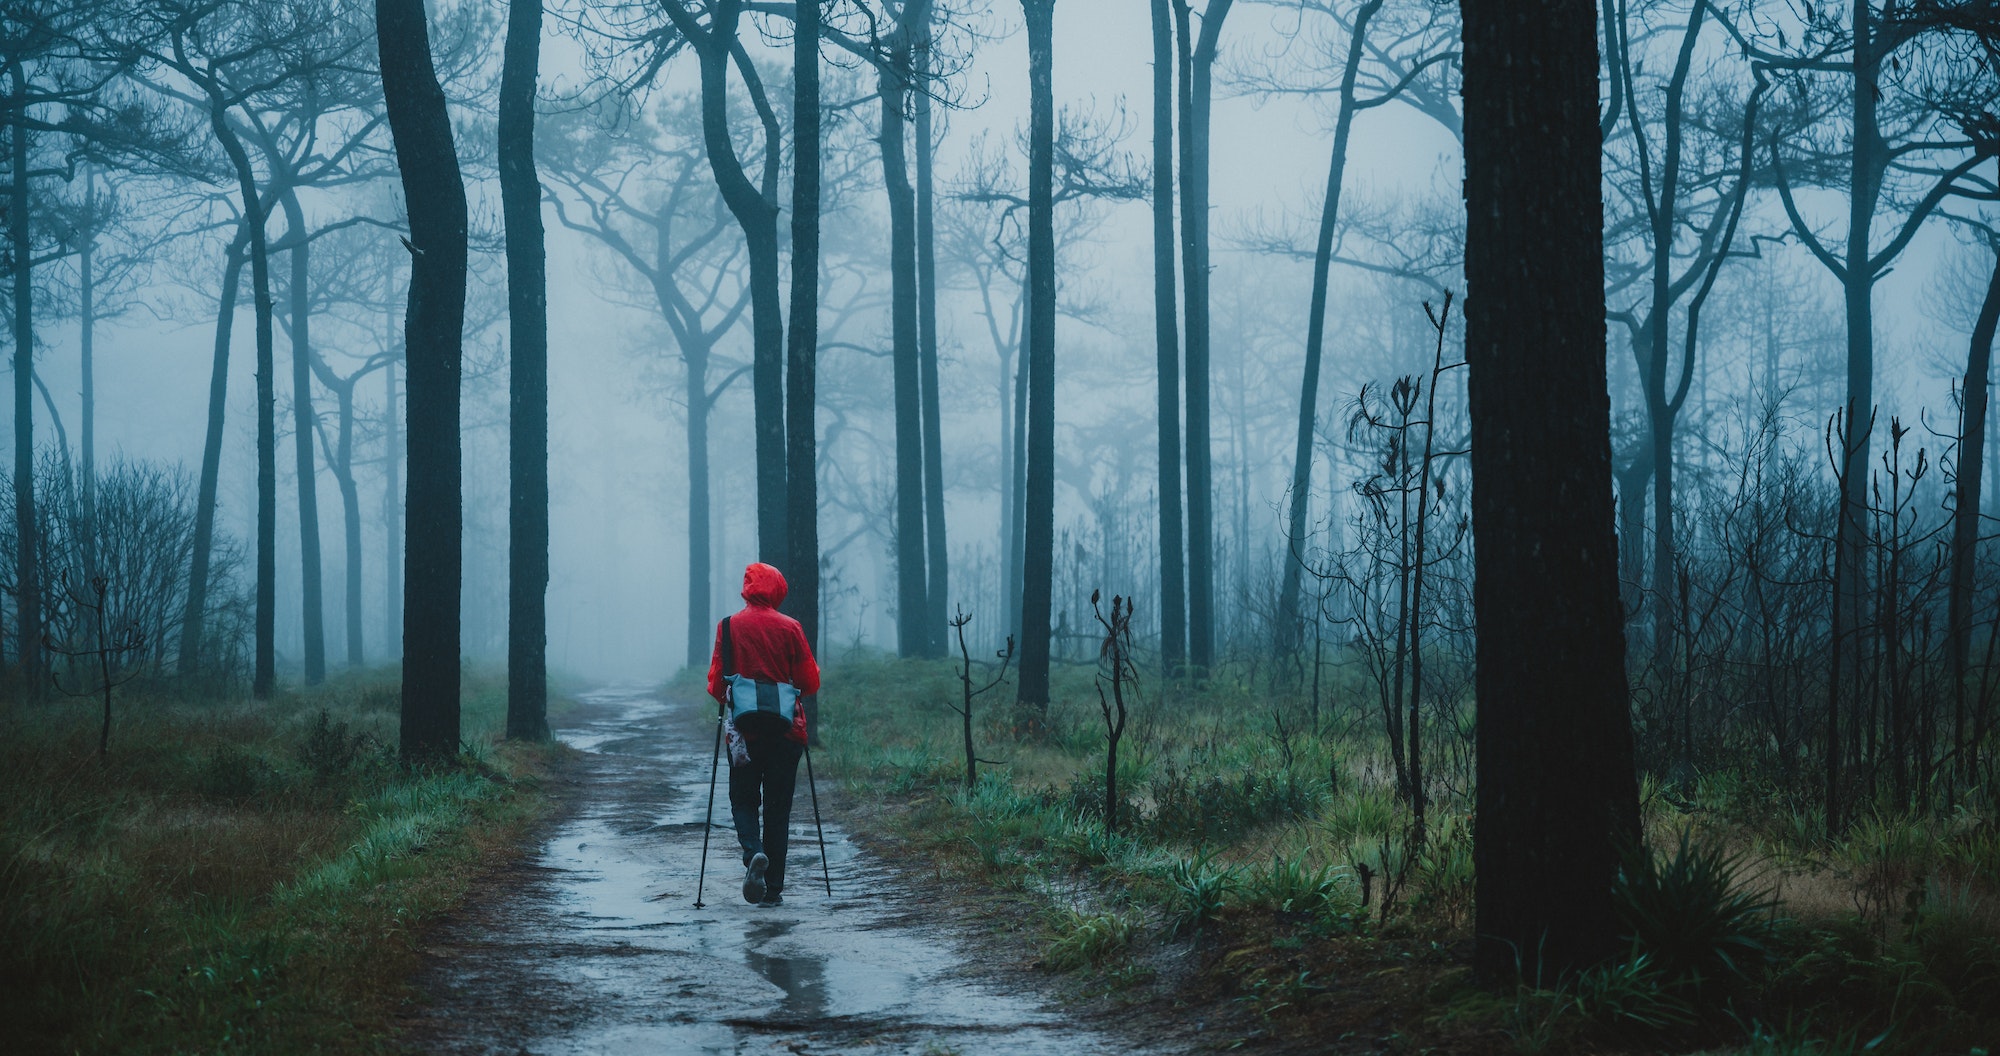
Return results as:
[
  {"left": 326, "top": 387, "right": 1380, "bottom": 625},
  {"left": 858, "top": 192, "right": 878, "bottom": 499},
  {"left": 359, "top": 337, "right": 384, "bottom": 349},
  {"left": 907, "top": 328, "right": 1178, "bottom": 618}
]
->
[{"left": 707, "top": 563, "right": 820, "bottom": 744}]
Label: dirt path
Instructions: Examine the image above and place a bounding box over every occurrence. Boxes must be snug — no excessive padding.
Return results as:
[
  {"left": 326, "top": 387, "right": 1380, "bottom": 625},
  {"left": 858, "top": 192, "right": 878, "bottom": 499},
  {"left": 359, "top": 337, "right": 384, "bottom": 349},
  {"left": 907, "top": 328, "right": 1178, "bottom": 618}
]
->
[{"left": 403, "top": 685, "right": 1159, "bottom": 1055}]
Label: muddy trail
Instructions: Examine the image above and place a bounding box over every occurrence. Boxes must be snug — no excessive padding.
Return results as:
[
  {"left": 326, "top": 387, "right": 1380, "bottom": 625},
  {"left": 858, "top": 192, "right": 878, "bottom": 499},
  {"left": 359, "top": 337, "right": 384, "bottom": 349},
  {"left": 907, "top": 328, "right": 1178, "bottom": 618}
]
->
[{"left": 404, "top": 686, "right": 1163, "bottom": 1055}]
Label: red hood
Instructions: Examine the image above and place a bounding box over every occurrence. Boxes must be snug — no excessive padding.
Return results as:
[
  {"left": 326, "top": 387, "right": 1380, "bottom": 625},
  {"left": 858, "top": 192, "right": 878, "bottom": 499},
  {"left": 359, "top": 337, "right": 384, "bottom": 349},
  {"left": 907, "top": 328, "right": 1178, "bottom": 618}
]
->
[{"left": 740, "top": 562, "right": 789, "bottom": 608}]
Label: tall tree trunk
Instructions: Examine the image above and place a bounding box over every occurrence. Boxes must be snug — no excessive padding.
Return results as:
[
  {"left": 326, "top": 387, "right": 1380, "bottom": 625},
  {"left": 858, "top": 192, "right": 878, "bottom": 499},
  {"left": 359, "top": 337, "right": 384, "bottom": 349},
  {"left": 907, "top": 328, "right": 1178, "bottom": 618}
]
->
[
  {"left": 1990, "top": 360, "right": 1998, "bottom": 518},
  {"left": 10, "top": 66, "right": 39, "bottom": 693},
  {"left": 78, "top": 221, "right": 95, "bottom": 561},
  {"left": 180, "top": 229, "right": 248, "bottom": 676},
  {"left": 1835, "top": 0, "right": 1883, "bottom": 752},
  {"left": 1149, "top": 0, "right": 1186, "bottom": 674},
  {"left": 1007, "top": 349, "right": 1028, "bottom": 637},
  {"left": 201, "top": 86, "right": 278, "bottom": 699},
  {"left": 1950, "top": 245, "right": 1998, "bottom": 794},
  {"left": 881, "top": 39, "right": 928, "bottom": 658},
  {"left": 1015, "top": 0, "right": 1058, "bottom": 713},
  {"left": 747, "top": 210, "right": 786, "bottom": 567},
  {"left": 656, "top": 2, "right": 787, "bottom": 564},
  {"left": 383, "top": 359, "right": 402, "bottom": 653},
  {"left": 279, "top": 191, "right": 327, "bottom": 685},
  {"left": 1463, "top": 0, "right": 1639, "bottom": 981},
  {"left": 686, "top": 345, "right": 714, "bottom": 669},
  {"left": 1616, "top": 445, "right": 1653, "bottom": 622},
  {"left": 916, "top": 12, "right": 949, "bottom": 660},
  {"left": 501, "top": 0, "right": 550, "bottom": 740},
  {"left": 1278, "top": 0, "right": 1378, "bottom": 657},
  {"left": 378, "top": 0, "right": 469, "bottom": 762},
  {"left": 332, "top": 384, "right": 364, "bottom": 667},
  {"left": 1640, "top": 5, "right": 1705, "bottom": 664},
  {"left": 997, "top": 340, "right": 1015, "bottom": 617},
  {"left": 787, "top": 0, "right": 822, "bottom": 653},
  {"left": 1174, "top": 0, "right": 1232, "bottom": 673}
]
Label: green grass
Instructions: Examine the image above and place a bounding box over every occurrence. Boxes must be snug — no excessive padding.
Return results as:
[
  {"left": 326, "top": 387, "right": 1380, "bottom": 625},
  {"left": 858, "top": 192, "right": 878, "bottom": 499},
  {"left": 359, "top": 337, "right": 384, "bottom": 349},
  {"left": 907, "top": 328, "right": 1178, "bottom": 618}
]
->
[
  {"left": 0, "top": 667, "right": 567, "bottom": 1055},
  {"left": 1041, "top": 908, "right": 1136, "bottom": 971},
  {"left": 818, "top": 650, "right": 2000, "bottom": 1055}
]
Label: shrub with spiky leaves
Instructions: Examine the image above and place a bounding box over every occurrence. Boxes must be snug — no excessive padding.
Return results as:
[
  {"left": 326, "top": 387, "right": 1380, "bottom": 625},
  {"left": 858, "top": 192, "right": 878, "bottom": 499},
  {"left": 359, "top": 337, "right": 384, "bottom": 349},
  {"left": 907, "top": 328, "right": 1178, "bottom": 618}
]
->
[
  {"left": 1165, "top": 850, "right": 1237, "bottom": 939},
  {"left": 1247, "top": 855, "right": 1346, "bottom": 915},
  {"left": 1042, "top": 909, "right": 1134, "bottom": 971},
  {"left": 1614, "top": 828, "right": 1779, "bottom": 991}
]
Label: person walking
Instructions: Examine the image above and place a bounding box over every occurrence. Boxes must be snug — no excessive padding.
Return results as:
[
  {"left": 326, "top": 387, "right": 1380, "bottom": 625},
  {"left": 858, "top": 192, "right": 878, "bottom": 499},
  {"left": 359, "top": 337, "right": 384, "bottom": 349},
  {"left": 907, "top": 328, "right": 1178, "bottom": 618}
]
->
[{"left": 707, "top": 562, "right": 821, "bottom": 906}]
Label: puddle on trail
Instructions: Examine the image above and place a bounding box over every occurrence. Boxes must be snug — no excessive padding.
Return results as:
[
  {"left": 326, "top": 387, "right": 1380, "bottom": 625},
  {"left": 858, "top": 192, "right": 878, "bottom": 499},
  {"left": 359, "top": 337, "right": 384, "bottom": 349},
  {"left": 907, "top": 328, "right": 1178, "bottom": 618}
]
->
[{"left": 409, "top": 686, "right": 1149, "bottom": 1056}]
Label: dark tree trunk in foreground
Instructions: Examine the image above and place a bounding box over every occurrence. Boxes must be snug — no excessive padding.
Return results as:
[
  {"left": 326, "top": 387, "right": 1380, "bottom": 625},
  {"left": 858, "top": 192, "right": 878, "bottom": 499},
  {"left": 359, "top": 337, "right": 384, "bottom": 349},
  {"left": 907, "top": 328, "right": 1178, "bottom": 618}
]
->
[
  {"left": 501, "top": 0, "right": 550, "bottom": 741},
  {"left": 1277, "top": 0, "right": 1379, "bottom": 657},
  {"left": 1463, "top": 0, "right": 1639, "bottom": 981},
  {"left": 280, "top": 191, "right": 327, "bottom": 685},
  {"left": 787, "top": 0, "right": 822, "bottom": 653},
  {"left": 1015, "top": 0, "right": 1058, "bottom": 714},
  {"left": 916, "top": 11, "right": 948, "bottom": 660},
  {"left": 180, "top": 229, "right": 248, "bottom": 676},
  {"left": 881, "top": 16, "right": 928, "bottom": 658},
  {"left": 10, "top": 67, "right": 39, "bottom": 692},
  {"left": 1173, "top": 0, "right": 1232, "bottom": 673},
  {"left": 379, "top": 0, "right": 469, "bottom": 763},
  {"left": 1149, "top": 0, "right": 1186, "bottom": 674}
]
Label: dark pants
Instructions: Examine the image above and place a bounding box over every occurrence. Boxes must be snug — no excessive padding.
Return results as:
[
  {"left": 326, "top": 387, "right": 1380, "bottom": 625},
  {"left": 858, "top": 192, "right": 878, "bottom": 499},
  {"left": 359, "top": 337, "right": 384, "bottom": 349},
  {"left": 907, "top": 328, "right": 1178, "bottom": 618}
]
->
[{"left": 728, "top": 731, "right": 803, "bottom": 895}]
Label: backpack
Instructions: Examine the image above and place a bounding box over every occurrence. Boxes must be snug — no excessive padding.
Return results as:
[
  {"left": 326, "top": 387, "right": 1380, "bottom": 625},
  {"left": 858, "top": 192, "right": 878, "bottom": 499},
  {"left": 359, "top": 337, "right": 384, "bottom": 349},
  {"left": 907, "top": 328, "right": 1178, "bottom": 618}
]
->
[{"left": 718, "top": 616, "right": 801, "bottom": 732}]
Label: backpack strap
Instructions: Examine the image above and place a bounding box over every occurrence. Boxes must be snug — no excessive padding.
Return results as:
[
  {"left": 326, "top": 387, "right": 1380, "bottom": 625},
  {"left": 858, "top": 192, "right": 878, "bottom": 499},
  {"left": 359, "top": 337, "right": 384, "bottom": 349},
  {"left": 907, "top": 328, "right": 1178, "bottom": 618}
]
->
[{"left": 719, "top": 615, "right": 737, "bottom": 677}]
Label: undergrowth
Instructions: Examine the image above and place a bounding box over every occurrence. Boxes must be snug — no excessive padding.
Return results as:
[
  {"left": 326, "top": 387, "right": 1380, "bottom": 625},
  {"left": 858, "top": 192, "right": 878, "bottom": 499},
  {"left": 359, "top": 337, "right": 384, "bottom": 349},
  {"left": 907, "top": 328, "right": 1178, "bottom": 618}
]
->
[
  {"left": 821, "top": 651, "right": 2000, "bottom": 1055},
  {"left": 0, "top": 667, "right": 568, "bottom": 1055}
]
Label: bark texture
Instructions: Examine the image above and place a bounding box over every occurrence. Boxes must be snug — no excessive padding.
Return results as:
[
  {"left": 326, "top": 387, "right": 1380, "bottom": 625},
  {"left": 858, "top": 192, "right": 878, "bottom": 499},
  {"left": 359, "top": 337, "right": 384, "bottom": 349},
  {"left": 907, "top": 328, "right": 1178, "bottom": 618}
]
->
[{"left": 1462, "top": 0, "right": 1640, "bottom": 980}]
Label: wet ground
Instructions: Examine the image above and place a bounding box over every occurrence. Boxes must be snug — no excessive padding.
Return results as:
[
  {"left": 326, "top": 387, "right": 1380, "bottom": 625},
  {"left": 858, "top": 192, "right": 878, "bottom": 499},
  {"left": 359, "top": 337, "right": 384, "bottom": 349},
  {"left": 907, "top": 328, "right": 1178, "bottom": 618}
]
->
[{"left": 404, "top": 685, "right": 1158, "bottom": 1055}]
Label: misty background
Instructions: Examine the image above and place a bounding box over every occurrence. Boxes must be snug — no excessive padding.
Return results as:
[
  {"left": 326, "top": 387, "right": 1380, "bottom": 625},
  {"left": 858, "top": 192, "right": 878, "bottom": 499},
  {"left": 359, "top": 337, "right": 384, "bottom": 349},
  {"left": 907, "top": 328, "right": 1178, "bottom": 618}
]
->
[{"left": 0, "top": 0, "right": 1980, "bottom": 684}]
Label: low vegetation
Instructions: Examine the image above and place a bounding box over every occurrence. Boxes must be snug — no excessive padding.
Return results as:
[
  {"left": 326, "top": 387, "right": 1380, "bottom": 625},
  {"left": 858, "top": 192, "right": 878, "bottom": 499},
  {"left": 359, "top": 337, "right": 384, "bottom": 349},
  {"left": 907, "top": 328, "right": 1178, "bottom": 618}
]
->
[
  {"left": 823, "top": 654, "right": 2000, "bottom": 1055},
  {"left": 0, "top": 669, "right": 566, "bottom": 1054}
]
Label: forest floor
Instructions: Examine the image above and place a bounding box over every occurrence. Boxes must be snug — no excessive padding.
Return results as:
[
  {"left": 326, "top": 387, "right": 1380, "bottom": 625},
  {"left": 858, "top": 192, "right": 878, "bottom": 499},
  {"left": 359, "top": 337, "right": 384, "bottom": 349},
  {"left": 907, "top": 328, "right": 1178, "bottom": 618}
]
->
[
  {"left": 399, "top": 684, "right": 1168, "bottom": 1055},
  {"left": 403, "top": 666, "right": 2000, "bottom": 1056},
  {"left": 0, "top": 669, "right": 563, "bottom": 1055}
]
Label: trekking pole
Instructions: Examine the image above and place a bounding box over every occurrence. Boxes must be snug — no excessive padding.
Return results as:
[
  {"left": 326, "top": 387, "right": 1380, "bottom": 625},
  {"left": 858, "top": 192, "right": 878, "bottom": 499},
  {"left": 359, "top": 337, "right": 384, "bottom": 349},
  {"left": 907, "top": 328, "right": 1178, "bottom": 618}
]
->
[
  {"left": 803, "top": 739, "right": 833, "bottom": 897},
  {"left": 693, "top": 710, "right": 723, "bottom": 909}
]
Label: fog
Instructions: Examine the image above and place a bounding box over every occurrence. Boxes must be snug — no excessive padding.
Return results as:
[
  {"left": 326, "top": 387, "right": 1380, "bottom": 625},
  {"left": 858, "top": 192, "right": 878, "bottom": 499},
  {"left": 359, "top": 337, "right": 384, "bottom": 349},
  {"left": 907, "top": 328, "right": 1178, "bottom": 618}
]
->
[{"left": 1, "top": 0, "right": 1985, "bottom": 688}]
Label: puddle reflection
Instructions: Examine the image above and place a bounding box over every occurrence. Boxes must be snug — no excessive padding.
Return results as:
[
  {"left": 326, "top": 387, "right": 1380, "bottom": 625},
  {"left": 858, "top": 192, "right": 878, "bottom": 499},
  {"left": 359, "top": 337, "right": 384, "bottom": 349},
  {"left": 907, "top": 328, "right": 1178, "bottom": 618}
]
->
[
  {"left": 742, "top": 919, "right": 830, "bottom": 1021},
  {"left": 414, "top": 686, "right": 1144, "bottom": 1055}
]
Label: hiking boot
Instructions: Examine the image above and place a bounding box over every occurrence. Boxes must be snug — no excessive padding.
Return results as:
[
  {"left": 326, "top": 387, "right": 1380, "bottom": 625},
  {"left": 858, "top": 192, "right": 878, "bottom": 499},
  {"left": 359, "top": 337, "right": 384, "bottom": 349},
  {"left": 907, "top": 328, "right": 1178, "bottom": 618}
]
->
[
  {"left": 758, "top": 893, "right": 784, "bottom": 908},
  {"left": 742, "top": 852, "right": 768, "bottom": 904}
]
